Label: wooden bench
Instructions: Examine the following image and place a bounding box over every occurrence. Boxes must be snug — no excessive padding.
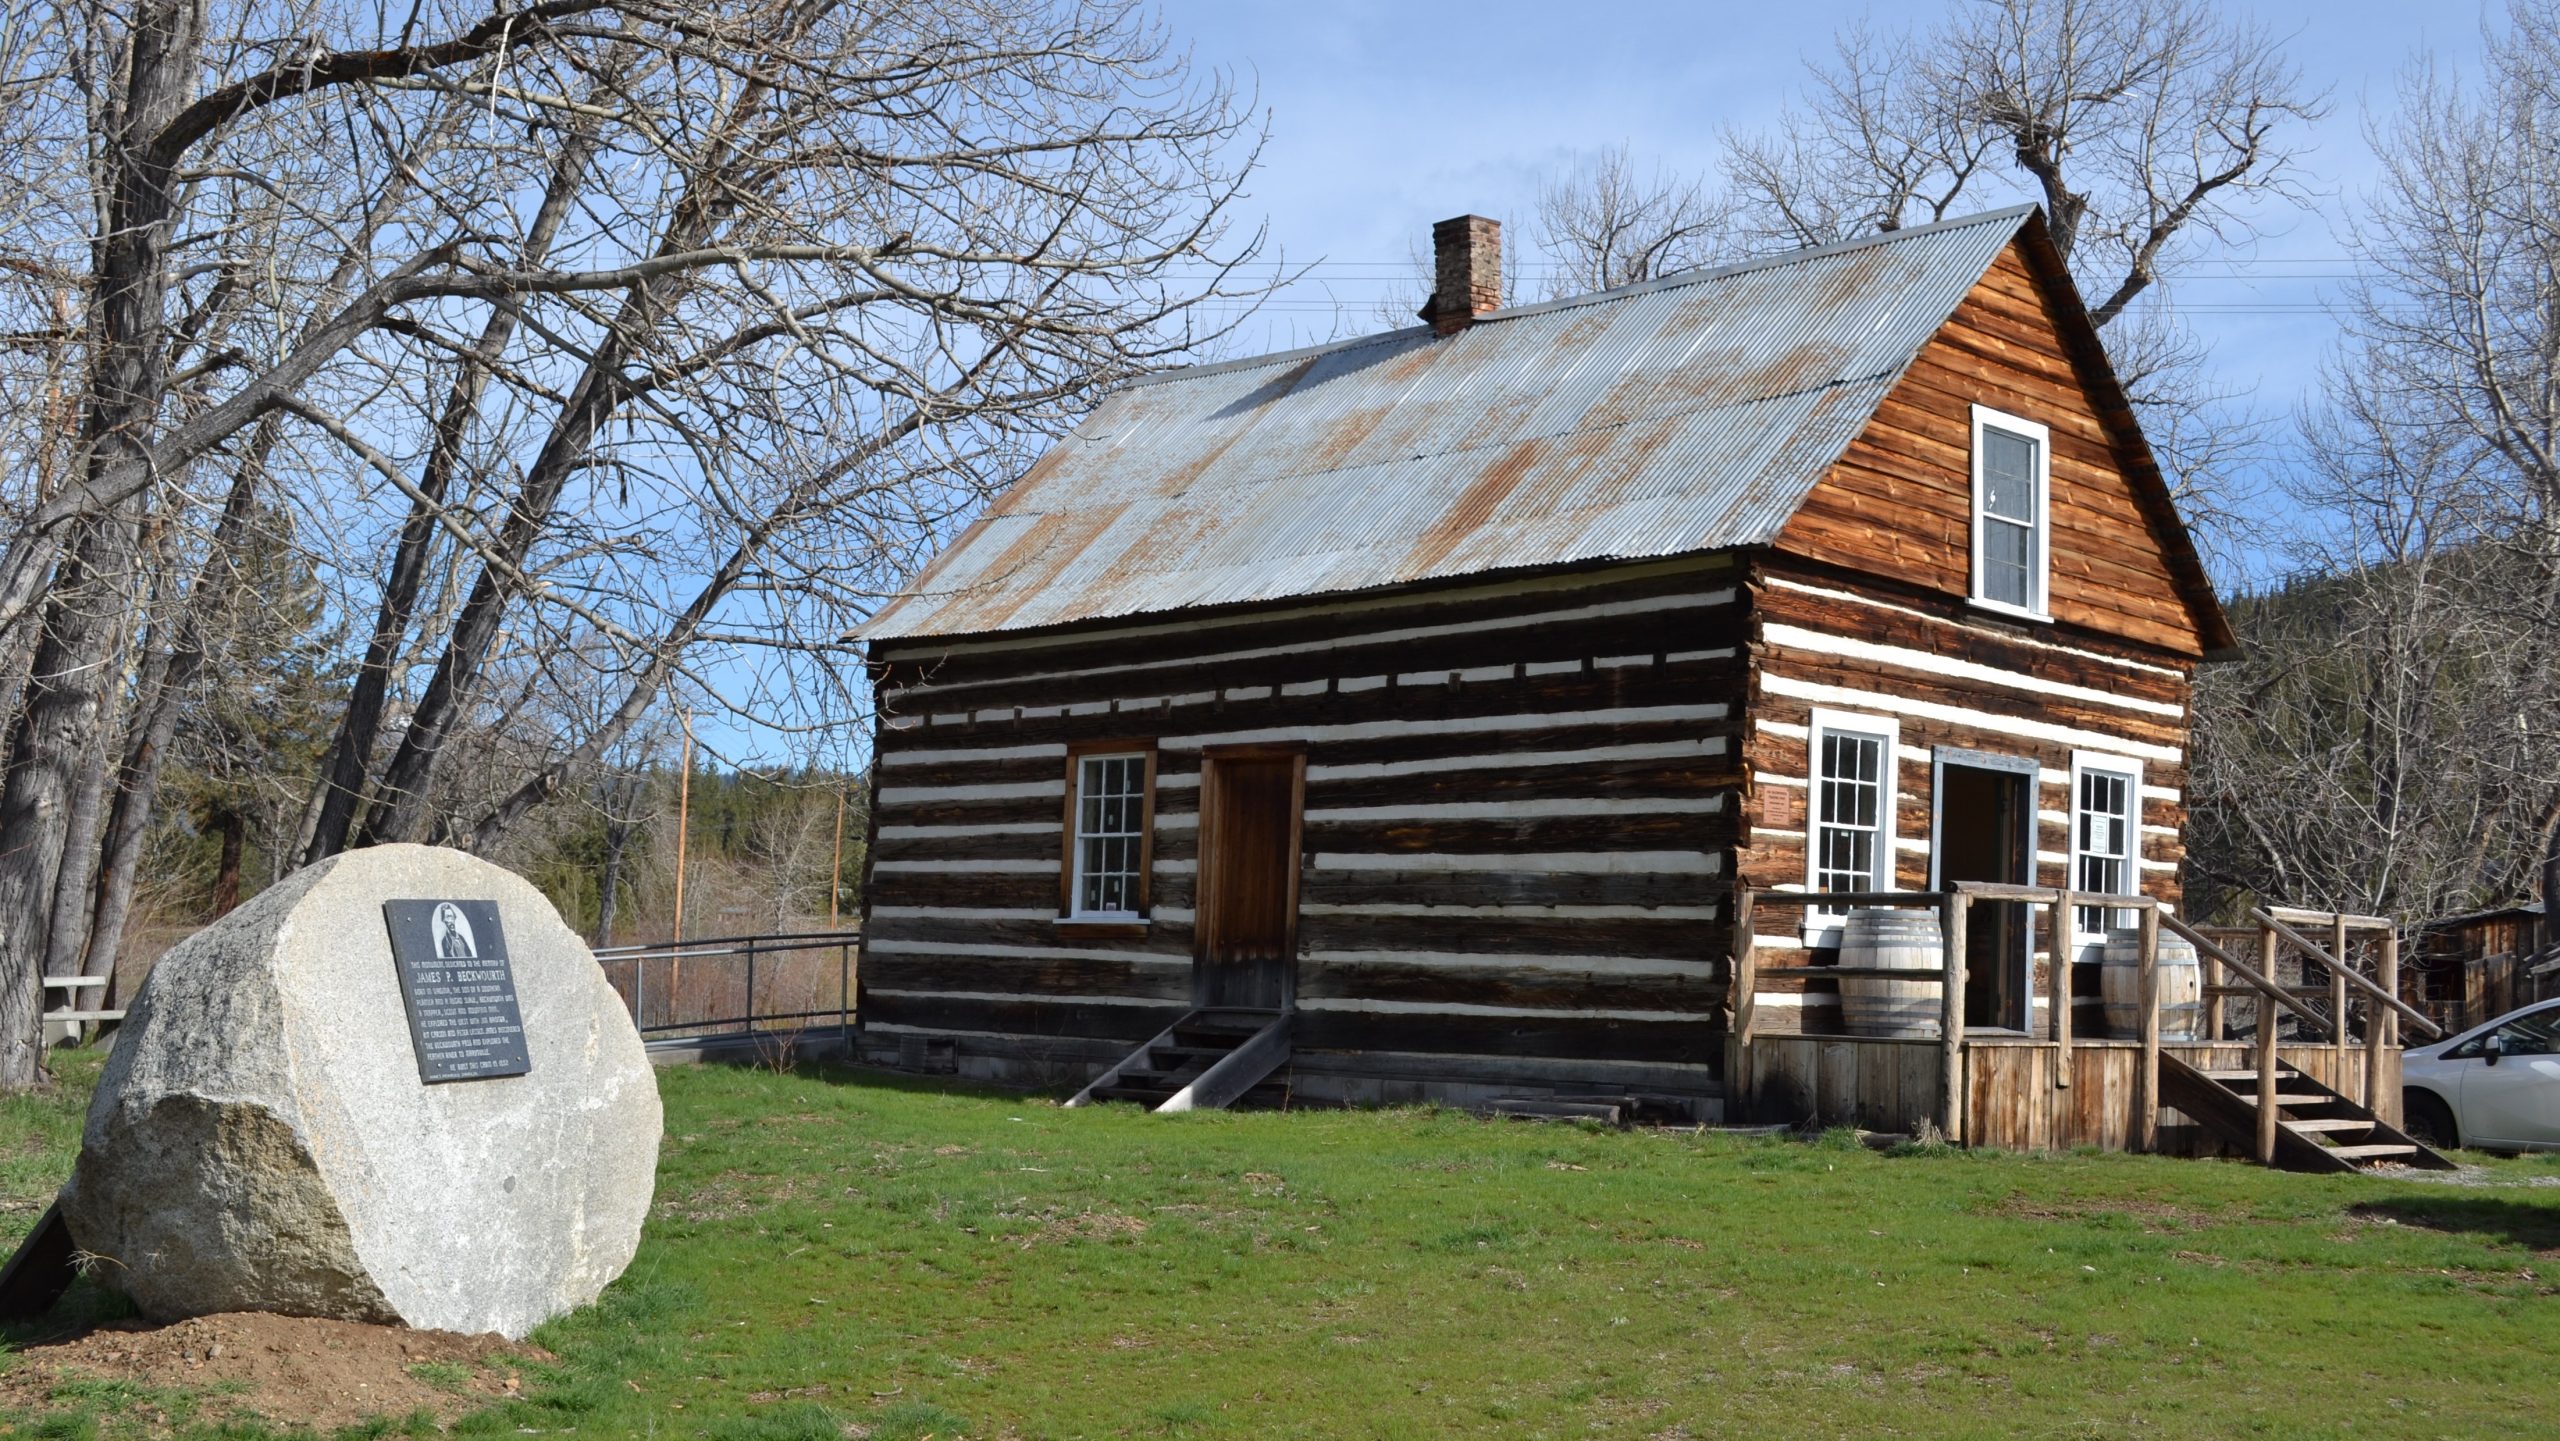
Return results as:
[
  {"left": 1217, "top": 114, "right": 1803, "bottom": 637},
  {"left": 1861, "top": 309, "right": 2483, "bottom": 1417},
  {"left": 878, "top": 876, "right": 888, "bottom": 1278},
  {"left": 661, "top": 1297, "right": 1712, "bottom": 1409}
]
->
[{"left": 41, "top": 975, "right": 123, "bottom": 1029}]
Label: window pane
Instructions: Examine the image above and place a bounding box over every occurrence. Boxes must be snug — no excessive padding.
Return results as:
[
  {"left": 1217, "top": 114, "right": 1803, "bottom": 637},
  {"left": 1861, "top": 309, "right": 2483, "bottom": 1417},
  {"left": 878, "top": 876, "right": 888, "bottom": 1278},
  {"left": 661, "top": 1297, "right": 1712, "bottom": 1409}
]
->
[
  {"left": 1982, "top": 517, "right": 2033, "bottom": 608},
  {"left": 1812, "top": 728, "right": 1888, "bottom": 909},
  {"left": 2074, "top": 768, "right": 2135, "bottom": 932},
  {"left": 2499, "top": 1009, "right": 2560, "bottom": 1056},
  {"left": 1982, "top": 427, "right": 2037, "bottom": 521},
  {"left": 1072, "top": 752, "right": 1148, "bottom": 915}
]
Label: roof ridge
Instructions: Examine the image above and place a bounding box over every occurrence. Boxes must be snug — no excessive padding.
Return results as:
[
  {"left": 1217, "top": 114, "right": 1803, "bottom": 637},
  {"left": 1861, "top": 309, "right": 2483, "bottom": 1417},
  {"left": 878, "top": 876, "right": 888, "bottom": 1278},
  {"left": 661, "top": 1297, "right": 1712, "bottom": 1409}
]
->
[{"left": 1123, "top": 205, "right": 2040, "bottom": 392}]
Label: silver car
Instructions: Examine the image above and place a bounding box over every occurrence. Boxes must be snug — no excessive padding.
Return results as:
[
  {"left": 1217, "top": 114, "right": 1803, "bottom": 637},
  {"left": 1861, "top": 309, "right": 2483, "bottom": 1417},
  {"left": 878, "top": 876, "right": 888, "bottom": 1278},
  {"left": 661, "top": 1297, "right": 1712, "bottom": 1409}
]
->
[{"left": 2401, "top": 997, "right": 2560, "bottom": 1153}]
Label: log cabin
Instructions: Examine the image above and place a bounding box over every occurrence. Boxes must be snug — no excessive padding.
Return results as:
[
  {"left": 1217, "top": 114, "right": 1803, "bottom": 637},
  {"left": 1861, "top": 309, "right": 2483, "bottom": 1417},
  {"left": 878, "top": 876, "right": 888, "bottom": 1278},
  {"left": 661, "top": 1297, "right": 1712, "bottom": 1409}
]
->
[{"left": 853, "top": 204, "right": 2240, "bottom": 1125}]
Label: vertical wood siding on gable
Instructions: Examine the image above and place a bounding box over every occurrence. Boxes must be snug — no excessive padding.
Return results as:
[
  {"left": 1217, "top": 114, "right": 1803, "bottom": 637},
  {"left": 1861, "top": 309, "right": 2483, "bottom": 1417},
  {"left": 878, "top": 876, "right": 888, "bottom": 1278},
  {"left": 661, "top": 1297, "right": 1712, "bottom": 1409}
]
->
[
  {"left": 863, "top": 561, "right": 1749, "bottom": 1093},
  {"left": 1775, "top": 242, "right": 2205, "bottom": 659}
]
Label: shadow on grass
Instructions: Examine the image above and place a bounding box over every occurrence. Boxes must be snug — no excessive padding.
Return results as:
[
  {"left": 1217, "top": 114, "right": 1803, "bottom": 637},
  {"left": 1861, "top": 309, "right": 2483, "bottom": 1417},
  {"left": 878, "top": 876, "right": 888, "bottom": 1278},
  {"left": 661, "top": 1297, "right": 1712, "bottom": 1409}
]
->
[{"left": 2349, "top": 1196, "right": 2560, "bottom": 1255}]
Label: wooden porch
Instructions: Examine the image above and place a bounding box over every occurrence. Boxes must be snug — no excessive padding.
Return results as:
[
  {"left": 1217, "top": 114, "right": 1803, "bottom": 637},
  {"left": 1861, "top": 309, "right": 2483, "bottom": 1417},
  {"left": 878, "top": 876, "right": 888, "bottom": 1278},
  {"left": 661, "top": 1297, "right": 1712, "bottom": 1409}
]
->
[{"left": 1729, "top": 886, "right": 2455, "bottom": 1168}]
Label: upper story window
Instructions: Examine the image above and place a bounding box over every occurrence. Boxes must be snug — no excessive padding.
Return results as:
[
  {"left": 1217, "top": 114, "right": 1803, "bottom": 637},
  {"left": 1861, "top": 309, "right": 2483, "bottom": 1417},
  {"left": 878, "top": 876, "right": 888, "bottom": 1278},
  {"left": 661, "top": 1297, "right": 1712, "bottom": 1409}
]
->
[
  {"left": 2070, "top": 751, "right": 2142, "bottom": 937},
  {"left": 1064, "top": 745, "right": 1154, "bottom": 921},
  {"left": 1806, "top": 708, "right": 1901, "bottom": 937},
  {"left": 1970, "top": 405, "right": 2050, "bottom": 619}
]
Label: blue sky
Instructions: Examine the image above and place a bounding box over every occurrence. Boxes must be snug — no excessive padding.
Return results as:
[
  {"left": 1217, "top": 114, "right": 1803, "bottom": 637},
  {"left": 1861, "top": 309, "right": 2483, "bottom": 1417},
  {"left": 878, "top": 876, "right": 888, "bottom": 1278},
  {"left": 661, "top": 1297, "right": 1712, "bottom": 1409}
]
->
[
  {"left": 734, "top": 2, "right": 2497, "bottom": 766},
  {"left": 1152, "top": 0, "right": 2484, "bottom": 426}
]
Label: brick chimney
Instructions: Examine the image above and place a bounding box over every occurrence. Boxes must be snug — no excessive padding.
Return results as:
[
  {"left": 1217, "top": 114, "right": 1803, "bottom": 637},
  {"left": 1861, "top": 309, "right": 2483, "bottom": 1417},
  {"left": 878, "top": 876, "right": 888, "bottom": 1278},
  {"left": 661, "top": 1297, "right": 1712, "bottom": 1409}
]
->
[{"left": 1418, "top": 214, "right": 1502, "bottom": 336}]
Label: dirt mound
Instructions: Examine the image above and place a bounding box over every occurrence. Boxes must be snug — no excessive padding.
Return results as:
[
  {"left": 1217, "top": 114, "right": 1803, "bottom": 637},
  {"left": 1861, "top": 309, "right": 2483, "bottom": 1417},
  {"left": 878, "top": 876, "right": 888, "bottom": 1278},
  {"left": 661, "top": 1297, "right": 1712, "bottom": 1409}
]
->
[{"left": 0, "top": 1311, "right": 542, "bottom": 1431}]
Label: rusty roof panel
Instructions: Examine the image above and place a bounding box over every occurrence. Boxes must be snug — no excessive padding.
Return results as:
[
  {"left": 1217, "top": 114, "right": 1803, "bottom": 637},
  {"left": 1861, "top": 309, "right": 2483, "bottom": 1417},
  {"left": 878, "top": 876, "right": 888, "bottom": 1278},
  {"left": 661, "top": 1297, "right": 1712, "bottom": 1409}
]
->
[{"left": 864, "top": 207, "right": 2035, "bottom": 642}]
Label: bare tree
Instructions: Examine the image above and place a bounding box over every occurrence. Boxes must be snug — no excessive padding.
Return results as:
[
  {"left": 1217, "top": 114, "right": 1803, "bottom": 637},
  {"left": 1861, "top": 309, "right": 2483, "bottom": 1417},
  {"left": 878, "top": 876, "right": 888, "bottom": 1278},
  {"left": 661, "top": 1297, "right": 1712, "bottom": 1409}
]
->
[
  {"left": 1726, "top": 0, "right": 2324, "bottom": 324},
  {"left": 1530, "top": 144, "right": 1733, "bottom": 297},
  {"left": 0, "top": 0, "right": 1265, "bottom": 1089},
  {"left": 2188, "top": 0, "right": 2560, "bottom": 923},
  {"left": 1719, "top": 0, "right": 2323, "bottom": 543}
]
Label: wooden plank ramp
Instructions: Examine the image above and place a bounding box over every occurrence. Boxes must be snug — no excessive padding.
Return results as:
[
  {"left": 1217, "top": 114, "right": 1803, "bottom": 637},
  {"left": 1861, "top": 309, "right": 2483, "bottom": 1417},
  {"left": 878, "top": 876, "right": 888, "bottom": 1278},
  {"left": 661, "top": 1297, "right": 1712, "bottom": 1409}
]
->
[{"left": 2156, "top": 1054, "right": 2454, "bottom": 1173}]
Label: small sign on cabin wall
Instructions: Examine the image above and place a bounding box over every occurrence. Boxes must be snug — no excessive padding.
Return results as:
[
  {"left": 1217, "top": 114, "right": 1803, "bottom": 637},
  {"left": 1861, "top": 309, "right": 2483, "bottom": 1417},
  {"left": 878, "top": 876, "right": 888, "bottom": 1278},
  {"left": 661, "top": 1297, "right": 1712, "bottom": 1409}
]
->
[
  {"left": 382, "top": 899, "right": 531, "bottom": 1084},
  {"left": 1760, "top": 786, "right": 1803, "bottom": 830}
]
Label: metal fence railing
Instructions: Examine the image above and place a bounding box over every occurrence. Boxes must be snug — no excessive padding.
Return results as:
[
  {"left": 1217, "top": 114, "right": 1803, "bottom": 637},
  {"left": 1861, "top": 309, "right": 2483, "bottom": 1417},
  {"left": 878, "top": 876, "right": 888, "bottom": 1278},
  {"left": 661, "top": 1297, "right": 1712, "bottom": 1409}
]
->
[{"left": 592, "top": 929, "right": 859, "bottom": 1041}]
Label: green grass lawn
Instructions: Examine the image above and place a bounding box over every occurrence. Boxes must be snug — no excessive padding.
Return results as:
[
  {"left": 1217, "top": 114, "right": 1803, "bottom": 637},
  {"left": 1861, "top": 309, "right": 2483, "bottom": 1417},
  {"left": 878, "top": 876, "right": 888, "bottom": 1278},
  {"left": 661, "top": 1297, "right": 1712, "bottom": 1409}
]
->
[{"left": 7, "top": 1049, "right": 2558, "bottom": 1439}]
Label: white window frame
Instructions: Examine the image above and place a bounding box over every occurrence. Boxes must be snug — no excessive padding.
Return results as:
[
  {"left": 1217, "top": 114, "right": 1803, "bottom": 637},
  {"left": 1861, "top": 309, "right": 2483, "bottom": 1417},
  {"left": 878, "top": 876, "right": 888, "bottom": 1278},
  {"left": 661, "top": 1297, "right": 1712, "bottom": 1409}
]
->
[
  {"left": 1802, "top": 708, "right": 1903, "bottom": 945},
  {"left": 2068, "top": 750, "right": 2144, "bottom": 943},
  {"left": 1067, "top": 750, "right": 1152, "bottom": 921},
  {"left": 1969, "top": 404, "right": 2052, "bottom": 621}
]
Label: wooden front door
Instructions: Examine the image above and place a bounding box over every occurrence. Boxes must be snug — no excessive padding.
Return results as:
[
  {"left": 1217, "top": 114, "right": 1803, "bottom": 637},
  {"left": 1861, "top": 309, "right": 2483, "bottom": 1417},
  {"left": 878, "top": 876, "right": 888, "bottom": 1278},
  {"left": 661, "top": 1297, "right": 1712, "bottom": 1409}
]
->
[
  {"left": 1195, "top": 750, "right": 1303, "bottom": 1011},
  {"left": 1932, "top": 750, "right": 2036, "bottom": 1030}
]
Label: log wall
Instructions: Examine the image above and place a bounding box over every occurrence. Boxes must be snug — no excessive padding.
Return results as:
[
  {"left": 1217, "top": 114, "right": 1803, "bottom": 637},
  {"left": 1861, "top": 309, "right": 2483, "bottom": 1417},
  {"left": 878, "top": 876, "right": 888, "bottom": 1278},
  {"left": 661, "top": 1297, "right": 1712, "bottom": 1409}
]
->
[
  {"left": 1740, "top": 239, "right": 2208, "bottom": 1035},
  {"left": 1734, "top": 555, "right": 2196, "bottom": 1035},
  {"left": 860, "top": 556, "right": 1748, "bottom": 1113}
]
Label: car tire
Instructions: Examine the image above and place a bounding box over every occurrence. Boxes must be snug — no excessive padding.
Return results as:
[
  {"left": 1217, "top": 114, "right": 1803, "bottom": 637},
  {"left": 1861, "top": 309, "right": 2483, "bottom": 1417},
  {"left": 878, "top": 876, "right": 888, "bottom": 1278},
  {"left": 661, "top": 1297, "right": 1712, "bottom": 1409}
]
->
[{"left": 2402, "top": 1090, "right": 2458, "bottom": 1150}]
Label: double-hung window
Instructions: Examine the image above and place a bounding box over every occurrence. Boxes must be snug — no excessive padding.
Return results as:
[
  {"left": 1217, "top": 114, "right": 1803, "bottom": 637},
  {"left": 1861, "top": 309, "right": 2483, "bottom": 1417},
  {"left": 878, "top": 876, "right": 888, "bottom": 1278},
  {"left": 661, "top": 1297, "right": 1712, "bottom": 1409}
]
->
[
  {"left": 1971, "top": 405, "right": 2050, "bottom": 618},
  {"left": 1806, "top": 709, "right": 1901, "bottom": 938},
  {"left": 2070, "top": 752, "right": 2142, "bottom": 937},
  {"left": 1063, "top": 746, "right": 1154, "bottom": 921}
]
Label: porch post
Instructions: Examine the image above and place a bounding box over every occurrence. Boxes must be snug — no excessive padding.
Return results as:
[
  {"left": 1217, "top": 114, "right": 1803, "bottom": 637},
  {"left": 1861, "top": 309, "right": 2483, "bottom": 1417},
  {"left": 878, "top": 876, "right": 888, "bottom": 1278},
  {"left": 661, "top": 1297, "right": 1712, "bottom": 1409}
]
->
[
  {"left": 2256, "top": 922, "right": 2280, "bottom": 1165},
  {"left": 2136, "top": 901, "right": 2161, "bottom": 1153},
  {"left": 2330, "top": 913, "right": 2350, "bottom": 1069},
  {"left": 1941, "top": 891, "right": 1967, "bottom": 1145},
  {"left": 2050, "top": 887, "right": 2073, "bottom": 1089},
  {"left": 2371, "top": 926, "right": 2399, "bottom": 1121}
]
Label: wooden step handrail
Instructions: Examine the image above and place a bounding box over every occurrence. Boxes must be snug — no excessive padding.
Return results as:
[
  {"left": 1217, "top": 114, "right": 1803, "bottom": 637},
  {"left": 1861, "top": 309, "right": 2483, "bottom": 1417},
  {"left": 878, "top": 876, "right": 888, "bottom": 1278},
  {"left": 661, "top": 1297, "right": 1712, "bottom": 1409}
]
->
[
  {"left": 2264, "top": 904, "right": 2394, "bottom": 931},
  {"left": 2247, "top": 907, "right": 2443, "bottom": 1040},
  {"left": 2157, "top": 912, "right": 2336, "bottom": 1038}
]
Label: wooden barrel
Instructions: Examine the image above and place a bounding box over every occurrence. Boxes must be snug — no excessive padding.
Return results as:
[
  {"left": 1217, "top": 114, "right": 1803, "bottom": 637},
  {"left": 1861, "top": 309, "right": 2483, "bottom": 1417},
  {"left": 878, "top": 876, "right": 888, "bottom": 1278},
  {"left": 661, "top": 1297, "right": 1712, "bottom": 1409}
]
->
[
  {"left": 2101, "top": 930, "right": 2204, "bottom": 1039},
  {"left": 1837, "top": 907, "right": 1944, "bottom": 1038}
]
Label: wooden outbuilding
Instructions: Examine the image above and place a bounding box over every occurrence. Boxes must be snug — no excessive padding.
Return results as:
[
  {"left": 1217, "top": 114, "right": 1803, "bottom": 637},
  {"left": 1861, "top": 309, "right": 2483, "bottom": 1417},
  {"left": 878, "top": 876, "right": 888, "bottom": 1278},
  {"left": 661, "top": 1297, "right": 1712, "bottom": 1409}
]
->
[
  {"left": 2419, "top": 891, "right": 2556, "bottom": 1033},
  {"left": 855, "top": 205, "right": 2265, "bottom": 1127}
]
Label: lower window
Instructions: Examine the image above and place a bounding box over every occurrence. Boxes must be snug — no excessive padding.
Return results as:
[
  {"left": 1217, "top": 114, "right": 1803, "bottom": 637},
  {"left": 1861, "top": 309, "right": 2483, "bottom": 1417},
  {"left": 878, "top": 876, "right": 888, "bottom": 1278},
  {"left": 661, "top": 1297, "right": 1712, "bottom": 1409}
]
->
[
  {"left": 1806, "top": 709, "right": 1901, "bottom": 934},
  {"left": 2070, "top": 753, "right": 2142, "bottom": 935},
  {"left": 1067, "top": 749, "right": 1153, "bottom": 919}
]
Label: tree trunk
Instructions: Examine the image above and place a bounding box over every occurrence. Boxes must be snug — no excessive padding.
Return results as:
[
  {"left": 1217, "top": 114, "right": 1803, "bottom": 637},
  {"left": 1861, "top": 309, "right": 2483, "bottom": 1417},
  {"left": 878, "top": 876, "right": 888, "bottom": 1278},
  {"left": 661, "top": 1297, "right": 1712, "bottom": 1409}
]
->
[
  {"left": 38, "top": 644, "right": 133, "bottom": 983},
  {"left": 303, "top": 127, "right": 602, "bottom": 863},
  {"left": 355, "top": 78, "right": 767, "bottom": 851},
  {"left": 0, "top": 0, "right": 198, "bottom": 1090},
  {"left": 597, "top": 814, "right": 630, "bottom": 947},
  {"left": 80, "top": 433, "right": 272, "bottom": 988},
  {"left": 209, "top": 810, "right": 245, "bottom": 917}
]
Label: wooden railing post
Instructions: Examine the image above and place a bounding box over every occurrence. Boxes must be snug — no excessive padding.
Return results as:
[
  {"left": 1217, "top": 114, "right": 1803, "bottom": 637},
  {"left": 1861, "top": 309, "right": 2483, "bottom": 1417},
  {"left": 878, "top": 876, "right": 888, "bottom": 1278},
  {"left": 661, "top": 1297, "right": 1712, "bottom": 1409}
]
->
[
  {"left": 1941, "top": 891, "right": 1967, "bottom": 1145},
  {"left": 2373, "top": 927, "right": 2399, "bottom": 1121},
  {"left": 2201, "top": 936, "right": 2224, "bottom": 1041},
  {"left": 2050, "top": 888, "right": 2073, "bottom": 1089},
  {"left": 2136, "top": 902, "right": 2162, "bottom": 1153},
  {"left": 2257, "top": 922, "right": 2280, "bottom": 1165},
  {"left": 1730, "top": 888, "right": 1758, "bottom": 1119},
  {"left": 2330, "top": 913, "right": 2350, "bottom": 1068}
]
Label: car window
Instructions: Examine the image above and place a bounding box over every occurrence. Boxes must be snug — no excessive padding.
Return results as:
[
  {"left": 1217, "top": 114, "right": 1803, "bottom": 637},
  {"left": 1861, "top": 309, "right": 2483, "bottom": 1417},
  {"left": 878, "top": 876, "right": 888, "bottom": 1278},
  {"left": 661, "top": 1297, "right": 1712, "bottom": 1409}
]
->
[
  {"left": 2493, "top": 1008, "right": 2560, "bottom": 1057},
  {"left": 2450, "top": 1004, "right": 2560, "bottom": 1060}
]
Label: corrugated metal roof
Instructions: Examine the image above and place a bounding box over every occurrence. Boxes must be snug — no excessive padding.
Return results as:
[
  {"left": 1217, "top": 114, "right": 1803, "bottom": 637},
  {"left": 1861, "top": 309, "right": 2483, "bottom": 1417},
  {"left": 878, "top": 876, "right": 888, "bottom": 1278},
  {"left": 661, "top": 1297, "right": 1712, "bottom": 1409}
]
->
[{"left": 864, "top": 206, "right": 2039, "bottom": 642}]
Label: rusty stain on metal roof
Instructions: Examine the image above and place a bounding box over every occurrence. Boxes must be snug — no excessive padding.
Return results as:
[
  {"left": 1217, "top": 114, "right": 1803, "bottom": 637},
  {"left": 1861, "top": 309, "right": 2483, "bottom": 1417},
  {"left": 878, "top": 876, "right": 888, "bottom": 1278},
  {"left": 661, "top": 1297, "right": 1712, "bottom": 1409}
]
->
[{"left": 864, "top": 206, "right": 2040, "bottom": 642}]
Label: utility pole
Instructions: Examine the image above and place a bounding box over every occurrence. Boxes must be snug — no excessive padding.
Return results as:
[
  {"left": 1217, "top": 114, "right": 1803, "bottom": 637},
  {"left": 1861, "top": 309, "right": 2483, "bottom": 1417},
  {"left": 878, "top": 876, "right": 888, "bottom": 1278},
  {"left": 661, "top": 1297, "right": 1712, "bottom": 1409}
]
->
[
  {"left": 829, "top": 784, "right": 847, "bottom": 928},
  {"left": 671, "top": 708, "right": 693, "bottom": 943}
]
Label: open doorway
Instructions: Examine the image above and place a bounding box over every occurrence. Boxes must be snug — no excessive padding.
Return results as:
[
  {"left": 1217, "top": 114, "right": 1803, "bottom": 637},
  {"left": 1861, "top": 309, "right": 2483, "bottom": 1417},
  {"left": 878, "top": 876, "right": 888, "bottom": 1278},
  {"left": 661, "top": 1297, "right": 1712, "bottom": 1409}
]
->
[{"left": 1931, "top": 748, "right": 2036, "bottom": 1031}]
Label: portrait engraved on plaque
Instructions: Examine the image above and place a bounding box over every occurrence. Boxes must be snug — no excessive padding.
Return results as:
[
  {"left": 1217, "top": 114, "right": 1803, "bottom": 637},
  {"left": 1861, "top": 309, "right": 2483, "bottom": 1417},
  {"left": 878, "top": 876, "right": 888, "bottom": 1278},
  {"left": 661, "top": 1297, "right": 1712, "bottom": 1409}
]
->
[{"left": 383, "top": 899, "right": 532, "bottom": 1083}]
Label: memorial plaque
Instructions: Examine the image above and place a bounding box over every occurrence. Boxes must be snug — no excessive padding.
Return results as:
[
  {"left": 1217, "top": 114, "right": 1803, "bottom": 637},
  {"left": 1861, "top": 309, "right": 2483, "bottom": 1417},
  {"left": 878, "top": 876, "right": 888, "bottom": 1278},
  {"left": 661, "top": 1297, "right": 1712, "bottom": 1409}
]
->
[{"left": 382, "top": 899, "right": 531, "bottom": 1083}]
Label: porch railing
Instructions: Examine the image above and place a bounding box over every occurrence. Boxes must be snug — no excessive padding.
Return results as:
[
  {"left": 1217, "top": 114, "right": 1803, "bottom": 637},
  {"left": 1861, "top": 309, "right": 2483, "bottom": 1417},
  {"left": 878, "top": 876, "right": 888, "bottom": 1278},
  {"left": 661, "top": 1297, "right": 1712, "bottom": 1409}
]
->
[
  {"left": 592, "top": 928, "right": 860, "bottom": 1042},
  {"left": 1729, "top": 886, "right": 2443, "bottom": 1158}
]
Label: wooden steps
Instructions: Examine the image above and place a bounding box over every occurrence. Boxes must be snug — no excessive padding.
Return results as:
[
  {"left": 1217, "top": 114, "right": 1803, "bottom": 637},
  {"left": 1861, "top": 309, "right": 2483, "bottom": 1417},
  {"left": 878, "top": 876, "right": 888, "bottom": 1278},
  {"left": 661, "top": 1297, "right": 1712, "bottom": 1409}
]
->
[
  {"left": 2156, "top": 1054, "right": 2455, "bottom": 1173},
  {"left": 1065, "top": 1009, "right": 1294, "bottom": 1113}
]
